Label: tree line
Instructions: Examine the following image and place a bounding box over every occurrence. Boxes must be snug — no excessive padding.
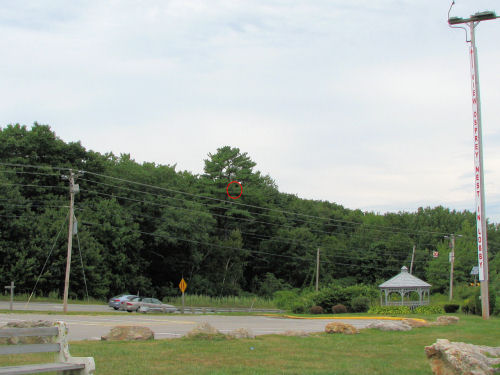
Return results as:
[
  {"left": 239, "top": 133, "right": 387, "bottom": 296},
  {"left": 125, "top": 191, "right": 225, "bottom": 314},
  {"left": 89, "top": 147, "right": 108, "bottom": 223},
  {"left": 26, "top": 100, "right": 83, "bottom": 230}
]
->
[{"left": 1, "top": 123, "right": 499, "bottom": 301}]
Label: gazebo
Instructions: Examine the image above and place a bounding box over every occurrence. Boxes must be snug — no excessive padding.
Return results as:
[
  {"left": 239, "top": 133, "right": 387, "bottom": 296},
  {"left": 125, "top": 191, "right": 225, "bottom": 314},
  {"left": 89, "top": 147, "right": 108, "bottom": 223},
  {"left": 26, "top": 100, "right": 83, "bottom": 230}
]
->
[{"left": 379, "top": 266, "right": 431, "bottom": 307}]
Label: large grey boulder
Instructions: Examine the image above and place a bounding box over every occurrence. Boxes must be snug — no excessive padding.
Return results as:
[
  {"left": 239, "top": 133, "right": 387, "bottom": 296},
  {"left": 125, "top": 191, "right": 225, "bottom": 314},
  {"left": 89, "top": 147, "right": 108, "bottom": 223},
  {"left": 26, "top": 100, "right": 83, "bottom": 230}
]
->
[
  {"left": 431, "top": 315, "right": 460, "bottom": 326},
  {"left": 402, "top": 318, "right": 430, "bottom": 328},
  {"left": 325, "top": 322, "right": 359, "bottom": 335},
  {"left": 366, "top": 321, "right": 412, "bottom": 331},
  {"left": 282, "top": 330, "right": 310, "bottom": 337},
  {"left": 227, "top": 328, "right": 255, "bottom": 339},
  {"left": 186, "top": 322, "right": 225, "bottom": 339},
  {"left": 425, "top": 339, "right": 500, "bottom": 375},
  {"left": 101, "top": 326, "right": 154, "bottom": 341}
]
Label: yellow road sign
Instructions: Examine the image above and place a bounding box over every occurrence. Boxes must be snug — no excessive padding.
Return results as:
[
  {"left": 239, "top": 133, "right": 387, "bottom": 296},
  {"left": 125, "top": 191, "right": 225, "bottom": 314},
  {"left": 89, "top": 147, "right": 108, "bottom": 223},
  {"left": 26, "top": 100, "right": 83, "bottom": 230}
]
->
[{"left": 179, "top": 278, "right": 187, "bottom": 293}]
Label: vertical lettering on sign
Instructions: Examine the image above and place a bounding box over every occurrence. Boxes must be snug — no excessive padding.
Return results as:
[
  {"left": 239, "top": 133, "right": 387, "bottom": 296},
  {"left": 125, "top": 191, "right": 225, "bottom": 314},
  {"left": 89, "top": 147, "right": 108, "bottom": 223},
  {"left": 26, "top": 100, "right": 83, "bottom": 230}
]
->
[{"left": 470, "top": 44, "right": 485, "bottom": 281}]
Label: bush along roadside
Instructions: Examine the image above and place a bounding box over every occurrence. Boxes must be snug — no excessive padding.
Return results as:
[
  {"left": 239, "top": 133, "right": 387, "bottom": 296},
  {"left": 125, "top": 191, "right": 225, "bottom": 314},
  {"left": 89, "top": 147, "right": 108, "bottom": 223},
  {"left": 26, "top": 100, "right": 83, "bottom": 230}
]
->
[
  {"left": 367, "top": 306, "right": 411, "bottom": 315},
  {"left": 443, "top": 304, "right": 460, "bottom": 313},
  {"left": 367, "top": 305, "right": 444, "bottom": 315},
  {"left": 275, "top": 284, "right": 378, "bottom": 313}
]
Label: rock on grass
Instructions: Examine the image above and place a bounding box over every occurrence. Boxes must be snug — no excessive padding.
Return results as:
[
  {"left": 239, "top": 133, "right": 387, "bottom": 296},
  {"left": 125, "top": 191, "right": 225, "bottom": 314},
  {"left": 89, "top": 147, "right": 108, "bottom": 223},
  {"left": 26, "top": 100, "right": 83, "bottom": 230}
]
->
[
  {"left": 425, "top": 339, "right": 500, "bottom": 375},
  {"left": 325, "top": 322, "right": 359, "bottom": 335},
  {"left": 366, "top": 321, "right": 412, "bottom": 332},
  {"left": 101, "top": 326, "right": 154, "bottom": 341}
]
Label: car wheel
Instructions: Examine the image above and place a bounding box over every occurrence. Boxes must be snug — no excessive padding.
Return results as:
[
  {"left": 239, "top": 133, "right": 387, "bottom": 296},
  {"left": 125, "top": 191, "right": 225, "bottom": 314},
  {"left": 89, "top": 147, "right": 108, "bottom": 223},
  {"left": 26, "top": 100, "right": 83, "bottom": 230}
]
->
[
  {"left": 127, "top": 310, "right": 132, "bottom": 313},
  {"left": 113, "top": 307, "right": 119, "bottom": 310}
]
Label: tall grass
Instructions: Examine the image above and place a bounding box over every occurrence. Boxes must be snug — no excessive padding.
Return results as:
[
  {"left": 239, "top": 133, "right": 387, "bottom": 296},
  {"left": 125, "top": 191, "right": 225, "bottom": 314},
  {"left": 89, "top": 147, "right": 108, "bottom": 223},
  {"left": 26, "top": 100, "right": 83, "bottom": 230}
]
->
[
  {"left": 0, "top": 292, "right": 106, "bottom": 305},
  {"left": 163, "top": 294, "right": 277, "bottom": 309},
  {"left": 1, "top": 292, "right": 277, "bottom": 308}
]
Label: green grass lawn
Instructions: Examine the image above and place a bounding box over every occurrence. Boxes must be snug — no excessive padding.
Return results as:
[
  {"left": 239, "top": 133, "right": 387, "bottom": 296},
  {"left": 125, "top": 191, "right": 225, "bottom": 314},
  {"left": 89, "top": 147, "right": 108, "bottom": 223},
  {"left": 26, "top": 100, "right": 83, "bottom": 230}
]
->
[{"left": 1, "top": 314, "right": 499, "bottom": 375}]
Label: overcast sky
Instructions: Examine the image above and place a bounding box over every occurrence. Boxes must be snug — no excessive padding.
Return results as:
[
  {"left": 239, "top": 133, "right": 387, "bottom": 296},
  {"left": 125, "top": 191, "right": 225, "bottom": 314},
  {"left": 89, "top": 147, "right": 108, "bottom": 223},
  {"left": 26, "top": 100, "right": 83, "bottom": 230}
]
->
[{"left": 1, "top": 0, "right": 499, "bottom": 223}]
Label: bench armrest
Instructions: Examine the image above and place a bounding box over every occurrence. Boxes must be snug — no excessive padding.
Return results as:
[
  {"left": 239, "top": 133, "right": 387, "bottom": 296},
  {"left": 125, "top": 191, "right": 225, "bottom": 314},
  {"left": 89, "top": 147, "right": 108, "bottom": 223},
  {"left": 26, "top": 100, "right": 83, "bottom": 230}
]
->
[{"left": 55, "top": 321, "right": 96, "bottom": 375}]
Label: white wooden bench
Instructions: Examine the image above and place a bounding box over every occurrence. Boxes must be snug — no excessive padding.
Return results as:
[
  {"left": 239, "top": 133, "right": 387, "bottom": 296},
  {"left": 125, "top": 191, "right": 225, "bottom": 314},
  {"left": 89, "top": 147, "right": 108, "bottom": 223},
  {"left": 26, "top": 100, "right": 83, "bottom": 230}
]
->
[{"left": 0, "top": 321, "right": 95, "bottom": 374}]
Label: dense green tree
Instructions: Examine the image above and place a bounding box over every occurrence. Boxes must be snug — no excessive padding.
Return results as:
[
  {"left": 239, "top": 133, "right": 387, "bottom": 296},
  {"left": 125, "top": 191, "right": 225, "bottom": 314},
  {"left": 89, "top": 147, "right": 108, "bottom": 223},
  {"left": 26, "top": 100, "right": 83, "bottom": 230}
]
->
[{"left": 1, "top": 123, "right": 499, "bottom": 304}]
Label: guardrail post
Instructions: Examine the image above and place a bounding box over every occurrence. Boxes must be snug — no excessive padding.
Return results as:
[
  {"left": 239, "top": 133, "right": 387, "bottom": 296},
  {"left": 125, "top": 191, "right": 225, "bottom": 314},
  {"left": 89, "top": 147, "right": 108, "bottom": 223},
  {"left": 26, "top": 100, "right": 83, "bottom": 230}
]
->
[{"left": 4, "top": 282, "right": 15, "bottom": 311}]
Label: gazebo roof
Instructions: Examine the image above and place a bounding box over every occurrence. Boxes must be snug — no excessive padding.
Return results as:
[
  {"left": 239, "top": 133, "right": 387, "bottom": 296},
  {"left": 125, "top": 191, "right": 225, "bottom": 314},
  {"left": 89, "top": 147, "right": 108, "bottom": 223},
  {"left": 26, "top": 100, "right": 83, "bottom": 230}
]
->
[{"left": 379, "top": 266, "right": 431, "bottom": 289}]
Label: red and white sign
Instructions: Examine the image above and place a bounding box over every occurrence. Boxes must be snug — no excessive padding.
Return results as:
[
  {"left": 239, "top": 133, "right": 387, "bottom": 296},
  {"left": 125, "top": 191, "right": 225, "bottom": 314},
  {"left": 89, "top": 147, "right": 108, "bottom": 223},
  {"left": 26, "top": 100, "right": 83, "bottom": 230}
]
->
[{"left": 470, "top": 44, "right": 487, "bottom": 281}]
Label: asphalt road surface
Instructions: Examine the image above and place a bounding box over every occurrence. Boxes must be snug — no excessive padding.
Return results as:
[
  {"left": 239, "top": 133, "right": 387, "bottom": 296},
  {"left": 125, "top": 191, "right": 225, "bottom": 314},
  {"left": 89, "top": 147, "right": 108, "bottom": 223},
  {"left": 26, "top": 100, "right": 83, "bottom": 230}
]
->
[
  {"left": 0, "top": 301, "right": 111, "bottom": 312},
  {"left": 0, "top": 312, "right": 383, "bottom": 341}
]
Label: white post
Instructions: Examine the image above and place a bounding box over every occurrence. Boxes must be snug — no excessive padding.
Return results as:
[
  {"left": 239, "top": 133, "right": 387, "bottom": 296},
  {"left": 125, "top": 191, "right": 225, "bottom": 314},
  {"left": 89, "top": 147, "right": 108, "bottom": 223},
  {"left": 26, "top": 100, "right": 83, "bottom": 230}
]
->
[
  {"left": 449, "top": 235, "right": 455, "bottom": 301},
  {"left": 469, "top": 22, "right": 489, "bottom": 319},
  {"left": 5, "top": 282, "right": 15, "bottom": 311}
]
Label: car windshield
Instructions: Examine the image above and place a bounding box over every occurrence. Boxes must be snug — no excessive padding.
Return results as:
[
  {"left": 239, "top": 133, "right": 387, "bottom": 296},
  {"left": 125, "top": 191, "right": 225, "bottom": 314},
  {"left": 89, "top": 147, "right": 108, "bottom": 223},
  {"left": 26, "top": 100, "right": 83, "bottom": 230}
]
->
[
  {"left": 151, "top": 298, "right": 161, "bottom": 304},
  {"left": 131, "top": 297, "right": 141, "bottom": 302}
]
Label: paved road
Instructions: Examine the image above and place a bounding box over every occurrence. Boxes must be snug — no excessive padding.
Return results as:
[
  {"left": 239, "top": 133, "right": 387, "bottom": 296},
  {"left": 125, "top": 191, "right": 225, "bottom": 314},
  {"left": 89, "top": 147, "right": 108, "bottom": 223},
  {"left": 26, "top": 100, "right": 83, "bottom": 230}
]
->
[
  {"left": 0, "top": 312, "right": 381, "bottom": 341},
  {"left": 0, "top": 302, "right": 111, "bottom": 312}
]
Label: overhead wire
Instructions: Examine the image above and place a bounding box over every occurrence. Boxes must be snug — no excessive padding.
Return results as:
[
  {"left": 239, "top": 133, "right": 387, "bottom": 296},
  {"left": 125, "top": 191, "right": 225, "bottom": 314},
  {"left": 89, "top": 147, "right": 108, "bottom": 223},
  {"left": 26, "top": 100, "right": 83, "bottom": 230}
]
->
[
  {"left": 1, "top": 162, "right": 496, "bottom": 257},
  {"left": 0, "top": 162, "right": 483, "bottom": 240},
  {"left": 0, "top": 168, "right": 488, "bottom": 255},
  {"left": 25, "top": 213, "right": 68, "bottom": 307},
  {"left": 76, "top": 188, "right": 444, "bottom": 256},
  {"left": 79, "top": 219, "right": 450, "bottom": 276}
]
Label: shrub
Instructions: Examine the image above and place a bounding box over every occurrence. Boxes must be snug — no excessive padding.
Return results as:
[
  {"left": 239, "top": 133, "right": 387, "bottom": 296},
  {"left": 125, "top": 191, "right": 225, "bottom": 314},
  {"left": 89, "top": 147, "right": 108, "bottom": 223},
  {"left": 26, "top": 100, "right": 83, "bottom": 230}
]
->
[
  {"left": 310, "top": 305, "right": 324, "bottom": 314},
  {"left": 313, "top": 284, "right": 378, "bottom": 311},
  {"left": 291, "top": 303, "right": 307, "bottom": 314},
  {"left": 413, "top": 305, "right": 444, "bottom": 314},
  {"left": 443, "top": 304, "right": 460, "bottom": 313},
  {"left": 350, "top": 296, "right": 370, "bottom": 313},
  {"left": 332, "top": 304, "right": 347, "bottom": 314},
  {"left": 462, "top": 298, "right": 475, "bottom": 315},
  {"left": 257, "top": 273, "right": 292, "bottom": 298},
  {"left": 367, "top": 306, "right": 411, "bottom": 315},
  {"left": 274, "top": 290, "right": 300, "bottom": 310}
]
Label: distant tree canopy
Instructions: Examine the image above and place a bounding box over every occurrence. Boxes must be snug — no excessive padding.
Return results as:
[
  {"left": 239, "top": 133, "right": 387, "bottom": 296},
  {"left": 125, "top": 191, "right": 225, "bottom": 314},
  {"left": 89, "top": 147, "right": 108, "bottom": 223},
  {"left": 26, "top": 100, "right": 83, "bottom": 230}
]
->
[{"left": 1, "top": 123, "right": 499, "bottom": 301}]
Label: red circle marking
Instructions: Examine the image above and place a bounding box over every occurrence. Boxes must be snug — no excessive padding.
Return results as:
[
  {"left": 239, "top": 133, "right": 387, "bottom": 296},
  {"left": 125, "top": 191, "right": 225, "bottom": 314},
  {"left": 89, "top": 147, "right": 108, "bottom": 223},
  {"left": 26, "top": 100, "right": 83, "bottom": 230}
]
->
[{"left": 226, "top": 181, "right": 243, "bottom": 199}]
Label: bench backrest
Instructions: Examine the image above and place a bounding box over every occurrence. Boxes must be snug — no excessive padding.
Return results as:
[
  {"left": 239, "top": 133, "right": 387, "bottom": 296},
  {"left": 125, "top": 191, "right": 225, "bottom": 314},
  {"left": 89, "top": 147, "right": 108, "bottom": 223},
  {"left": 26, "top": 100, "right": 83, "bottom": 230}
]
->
[{"left": 0, "top": 326, "right": 60, "bottom": 356}]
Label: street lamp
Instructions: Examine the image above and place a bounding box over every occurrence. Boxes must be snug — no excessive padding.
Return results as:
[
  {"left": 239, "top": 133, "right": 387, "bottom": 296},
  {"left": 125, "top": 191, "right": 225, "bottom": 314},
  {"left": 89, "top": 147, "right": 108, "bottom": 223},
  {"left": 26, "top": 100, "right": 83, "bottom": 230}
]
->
[{"left": 448, "top": 2, "right": 498, "bottom": 320}]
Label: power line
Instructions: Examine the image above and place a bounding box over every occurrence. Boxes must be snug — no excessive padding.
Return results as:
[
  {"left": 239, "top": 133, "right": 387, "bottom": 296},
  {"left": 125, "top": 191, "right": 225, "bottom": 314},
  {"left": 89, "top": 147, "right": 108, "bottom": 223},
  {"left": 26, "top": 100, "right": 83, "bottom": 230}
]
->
[
  {"left": 26, "top": 213, "right": 68, "bottom": 307},
  {"left": 81, "top": 170, "right": 458, "bottom": 237},
  {"left": 0, "top": 182, "right": 66, "bottom": 190},
  {"left": 2, "top": 162, "right": 496, "bottom": 253},
  {"left": 0, "top": 169, "right": 60, "bottom": 178},
  {"left": 0, "top": 162, "right": 479, "bottom": 239},
  {"left": 76, "top": 187, "right": 451, "bottom": 254},
  {"left": 79, "top": 218, "right": 445, "bottom": 274}
]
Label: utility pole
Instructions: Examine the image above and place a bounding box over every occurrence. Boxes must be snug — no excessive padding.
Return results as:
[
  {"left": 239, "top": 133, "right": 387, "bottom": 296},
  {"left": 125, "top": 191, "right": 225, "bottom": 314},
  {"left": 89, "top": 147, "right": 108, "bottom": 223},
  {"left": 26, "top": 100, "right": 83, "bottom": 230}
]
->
[
  {"left": 445, "top": 234, "right": 461, "bottom": 301},
  {"left": 448, "top": 5, "right": 498, "bottom": 319},
  {"left": 449, "top": 235, "right": 456, "bottom": 301},
  {"left": 62, "top": 170, "right": 80, "bottom": 313},
  {"left": 315, "top": 248, "right": 320, "bottom": 292},
  {"left": 410, "top": 245, "right": 416, "bottom": 274}
]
